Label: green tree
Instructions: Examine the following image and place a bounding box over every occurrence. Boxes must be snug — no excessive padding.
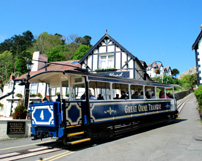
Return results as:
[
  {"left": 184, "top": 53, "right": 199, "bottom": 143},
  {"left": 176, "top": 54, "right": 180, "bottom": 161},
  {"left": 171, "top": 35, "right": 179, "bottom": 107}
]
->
[
  {"left": 15, "top": 51, "right": 32, "bottom": 75},
  {"left": 46, "top": 46, "right": 65, "bottom": 62},
  {"left": 73, "top": 45, "right": 91, "bottom": 60},
  {"left": 29, "top": 32, "right": 65, "bottom": 54},
  {"left": 75, "top": 35, "right": 92, "bottom": 46},
  {"left": 172, "top": 68, "right": 179, "bottom": 77},
  {"left": 0, "top": 51, "right": 14, "bottom": 82},
  {"left": 181, "top": 73, "right": 197, "bottom": 89}
]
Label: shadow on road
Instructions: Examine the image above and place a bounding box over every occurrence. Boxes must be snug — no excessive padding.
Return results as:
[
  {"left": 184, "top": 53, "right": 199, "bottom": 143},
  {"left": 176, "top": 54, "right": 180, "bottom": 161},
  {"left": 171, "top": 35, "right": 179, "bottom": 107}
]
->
[{"left": 35, "top": 118, "right": 187, "bottom": 151}]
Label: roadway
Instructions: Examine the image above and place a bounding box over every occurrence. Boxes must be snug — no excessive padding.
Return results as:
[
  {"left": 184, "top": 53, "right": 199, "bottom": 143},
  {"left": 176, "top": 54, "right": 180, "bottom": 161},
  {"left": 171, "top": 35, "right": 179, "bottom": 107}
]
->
[{"left": 0, "top": 93, "right": 202, "bottom": 161}]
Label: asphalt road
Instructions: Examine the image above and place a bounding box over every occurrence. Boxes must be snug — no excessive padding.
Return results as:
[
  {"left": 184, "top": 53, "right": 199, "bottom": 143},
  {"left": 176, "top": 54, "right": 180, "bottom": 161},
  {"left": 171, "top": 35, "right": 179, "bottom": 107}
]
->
[{"left": 0, "top": 94, "right": 202, "bottom": 161}]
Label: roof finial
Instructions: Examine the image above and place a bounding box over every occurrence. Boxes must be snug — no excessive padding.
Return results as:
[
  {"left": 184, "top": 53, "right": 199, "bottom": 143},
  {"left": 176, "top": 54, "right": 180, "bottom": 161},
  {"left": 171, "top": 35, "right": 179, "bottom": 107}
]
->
[{"left": 106, "top": 29, "right": 108, "bottom": 33}]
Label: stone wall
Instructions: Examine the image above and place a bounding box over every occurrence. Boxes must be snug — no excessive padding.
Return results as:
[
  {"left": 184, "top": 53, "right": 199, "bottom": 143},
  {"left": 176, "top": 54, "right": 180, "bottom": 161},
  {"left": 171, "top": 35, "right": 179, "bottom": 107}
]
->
[
  {"left": 0, "top": 119, "right": 31, "bottom": 140},
  {"left": 174, "top": 90, "right": 193, "bottom": 101}
]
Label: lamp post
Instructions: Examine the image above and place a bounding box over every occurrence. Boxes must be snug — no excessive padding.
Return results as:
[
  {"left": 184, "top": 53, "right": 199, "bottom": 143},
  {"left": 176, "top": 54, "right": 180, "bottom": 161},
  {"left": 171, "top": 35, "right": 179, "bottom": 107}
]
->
[{"left": 24, "top": 59, "right": 33, "bottom": 111}]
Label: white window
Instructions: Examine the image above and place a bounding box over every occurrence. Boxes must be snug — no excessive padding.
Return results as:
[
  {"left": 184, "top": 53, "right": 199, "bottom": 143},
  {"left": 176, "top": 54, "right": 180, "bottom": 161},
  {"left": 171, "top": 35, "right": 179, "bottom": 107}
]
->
[
  {"left": 30, "top": 83, "right": 38, "bottom": 95},
  {"left": 99, "top": 55, "right": 114, "bottom": 69}
]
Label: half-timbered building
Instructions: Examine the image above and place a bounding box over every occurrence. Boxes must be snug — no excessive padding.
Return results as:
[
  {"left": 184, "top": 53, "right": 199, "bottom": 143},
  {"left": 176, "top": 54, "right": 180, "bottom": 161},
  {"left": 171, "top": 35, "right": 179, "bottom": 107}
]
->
[{"left": 79, "top": 31, "right": 151, "bottom": 81}]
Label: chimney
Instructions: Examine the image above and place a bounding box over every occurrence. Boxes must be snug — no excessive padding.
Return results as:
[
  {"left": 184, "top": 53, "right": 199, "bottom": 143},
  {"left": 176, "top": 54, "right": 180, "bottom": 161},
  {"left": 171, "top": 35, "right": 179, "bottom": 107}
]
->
[
  {"left": 200, "top": 24, "right": 202, "bottom": 30},
  {"left": 153, "top": 61, "right": 157, "bottom": 67},
  {"left": 10, "top": 74, "right": 15, "bottom": 80}
]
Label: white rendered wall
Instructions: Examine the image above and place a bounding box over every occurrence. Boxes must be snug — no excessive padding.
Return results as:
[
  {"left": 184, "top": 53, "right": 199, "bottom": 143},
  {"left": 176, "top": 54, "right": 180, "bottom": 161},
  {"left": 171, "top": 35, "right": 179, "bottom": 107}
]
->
[{"left": 197, "top": 38, "right": 202, "bottom": 84}]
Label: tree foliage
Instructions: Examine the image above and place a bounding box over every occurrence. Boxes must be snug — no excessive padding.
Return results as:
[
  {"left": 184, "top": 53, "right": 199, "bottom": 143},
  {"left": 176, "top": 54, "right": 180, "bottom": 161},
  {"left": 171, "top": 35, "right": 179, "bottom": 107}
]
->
[
  {"left": 73, "top": 45, "right": 91, "bottom": 60},
  {"left": 0, "top": 51, "right": 14, "bottom": 82},
  {"left": 181, "top": 73, "right": 197, "bottom": 90},
  {"left": 172, "top": 68, "right": 179, "bottom": 77},
  {"left": 0, "top": 31, "right": 92, "bottom": 86},
  {"left": 46, "top": 46, "right": 65, "bottom": 62}
]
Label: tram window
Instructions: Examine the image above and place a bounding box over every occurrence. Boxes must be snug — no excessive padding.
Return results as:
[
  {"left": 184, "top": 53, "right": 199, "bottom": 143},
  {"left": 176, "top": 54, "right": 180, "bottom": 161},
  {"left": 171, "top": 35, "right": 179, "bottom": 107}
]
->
[
  {"left": 131, "top": 85, "right": 144, "bottom": 99},
  {"left": 72, "top": 83, "right": 85, "bottom": 100},
  {"left": 62, "top": 80, "right": 69, "bottom": 99},
  {"left": 157, "top": 87, "right": 167, "bottom": 99},
  {"left": 89, "top": 81, "right": 110, "bottom": 100},
  {"left": 145, "top": 86, "right": 155, "bottom": 99},
  {"left": 166, "top": 87, "right": 174, "bottom": 99},
  {"left": 112, "top": 83, "right": 129, "bottom": 99}
]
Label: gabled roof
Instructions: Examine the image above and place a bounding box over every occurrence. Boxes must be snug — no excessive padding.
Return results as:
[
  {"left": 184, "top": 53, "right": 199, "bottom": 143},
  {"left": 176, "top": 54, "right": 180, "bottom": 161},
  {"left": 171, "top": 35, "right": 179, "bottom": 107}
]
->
[
  {"left": 147, "top": 63, "right": 163, "bottom": 68},
  {"left": 192, "top": 30, "right": 202, "bottom": 50},
  {"left": 164, "top": 66, "right": 171, "bottom": 70},
  {"left": 79, "top": 32, "right": 137, "bottom": 63}
]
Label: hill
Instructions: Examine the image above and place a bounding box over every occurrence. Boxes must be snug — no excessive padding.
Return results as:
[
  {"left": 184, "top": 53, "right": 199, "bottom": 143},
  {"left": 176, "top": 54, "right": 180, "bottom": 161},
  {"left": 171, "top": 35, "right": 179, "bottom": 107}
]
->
[{"left": 178, "top": 66, "right": 196, "bottom": 78}]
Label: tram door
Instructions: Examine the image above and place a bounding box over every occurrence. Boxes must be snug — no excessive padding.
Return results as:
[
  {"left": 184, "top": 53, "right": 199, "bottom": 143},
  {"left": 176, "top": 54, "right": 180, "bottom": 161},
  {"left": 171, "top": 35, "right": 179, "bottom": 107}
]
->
[{"left": 69, "top": 76, "right": 89, "bottom": 126}]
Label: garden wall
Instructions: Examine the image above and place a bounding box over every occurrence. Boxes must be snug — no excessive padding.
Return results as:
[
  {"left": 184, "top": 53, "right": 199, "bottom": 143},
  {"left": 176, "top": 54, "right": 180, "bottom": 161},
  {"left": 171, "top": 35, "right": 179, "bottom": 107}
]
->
[
  {"left": 0, "top": 119, "right": 31, "bottom": 140},
  {"left": 174, "top": 90, "right": 193, "bottom": 101}
]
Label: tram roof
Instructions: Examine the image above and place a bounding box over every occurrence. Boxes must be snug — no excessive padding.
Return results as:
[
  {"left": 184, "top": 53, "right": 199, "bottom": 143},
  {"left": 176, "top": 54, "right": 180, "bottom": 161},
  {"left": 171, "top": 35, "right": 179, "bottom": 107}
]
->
[{"left": 28, "top": 70, "right": 178, "bottom": 88}]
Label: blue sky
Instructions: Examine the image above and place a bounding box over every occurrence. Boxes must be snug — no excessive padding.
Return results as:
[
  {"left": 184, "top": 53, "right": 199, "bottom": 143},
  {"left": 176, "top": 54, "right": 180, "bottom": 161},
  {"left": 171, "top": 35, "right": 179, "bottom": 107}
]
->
[{"left": 0, "top": 0, "right": 201, "bottom": 75}]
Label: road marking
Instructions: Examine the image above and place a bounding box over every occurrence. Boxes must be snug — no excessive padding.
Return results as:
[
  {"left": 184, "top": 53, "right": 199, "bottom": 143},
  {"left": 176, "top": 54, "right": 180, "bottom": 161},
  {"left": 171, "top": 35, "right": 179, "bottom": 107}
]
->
[
  {"left": 38, "top": 151, "right": 74, "bottom": 161},
  {"left": 0, "top": 140, "right": 53, "bottom": 151},
  {"left": 48, "top": 151, "right": 74, "bottom": 161},
  {"left": 28, "top": 147, "right": 49, "bottom": 152},
  {"left": 0, "top": 148, "right": 60, "bottom": 161},
  {"left": 0, "top": 152, "right": 19, "bottom": 159}
]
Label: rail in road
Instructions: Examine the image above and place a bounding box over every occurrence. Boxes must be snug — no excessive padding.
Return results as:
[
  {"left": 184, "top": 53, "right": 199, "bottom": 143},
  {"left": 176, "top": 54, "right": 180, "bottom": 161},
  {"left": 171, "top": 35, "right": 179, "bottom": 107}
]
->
[
  {"left": 177, "top": 93, "right": 195, "bottom": 113},
  {"left": 0, "top": 140, "right": 75, "bottom": 161}
]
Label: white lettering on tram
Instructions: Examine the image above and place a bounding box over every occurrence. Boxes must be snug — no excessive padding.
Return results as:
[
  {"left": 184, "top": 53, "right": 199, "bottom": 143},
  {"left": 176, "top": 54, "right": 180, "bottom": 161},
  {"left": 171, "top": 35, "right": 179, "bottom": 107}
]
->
[{"left": 125, "top": 104, "right": 162, "bottom": 114}]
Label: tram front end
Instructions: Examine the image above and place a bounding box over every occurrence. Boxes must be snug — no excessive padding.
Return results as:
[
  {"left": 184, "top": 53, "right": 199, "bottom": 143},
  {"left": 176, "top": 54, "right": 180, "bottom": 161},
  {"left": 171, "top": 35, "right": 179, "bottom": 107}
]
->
[{"left": 30, "top": 101, "right": 63, "bottom": 140}]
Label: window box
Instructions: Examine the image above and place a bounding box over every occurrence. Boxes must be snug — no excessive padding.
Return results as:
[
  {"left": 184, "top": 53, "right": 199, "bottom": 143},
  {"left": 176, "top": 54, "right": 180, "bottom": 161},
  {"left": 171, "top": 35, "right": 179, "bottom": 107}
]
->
[{"left": 95, "top": 68, "right": 117, "bottom": 72}]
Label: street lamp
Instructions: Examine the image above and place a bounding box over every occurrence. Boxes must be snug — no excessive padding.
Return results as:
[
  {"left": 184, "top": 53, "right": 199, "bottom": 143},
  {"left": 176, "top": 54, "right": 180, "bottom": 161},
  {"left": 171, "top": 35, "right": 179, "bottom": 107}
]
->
[
  {"left": 26, "top": 59, "right": 33, "bottom": 79},
  {"left": 24, "top": 59, "right": 33, "bottom": 115}
]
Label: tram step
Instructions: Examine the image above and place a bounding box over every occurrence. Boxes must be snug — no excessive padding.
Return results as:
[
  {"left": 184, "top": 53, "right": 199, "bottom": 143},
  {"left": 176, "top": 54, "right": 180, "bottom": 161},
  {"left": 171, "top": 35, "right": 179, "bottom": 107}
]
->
[
  {"left": 68, "top": 138, "right": 91, "bottom": 145},
  {"left": 67, "top": 131, "right": 85, "bottom": 137},
  {"left": 66, "top": 125, "right": 81, "bottom": 129}
]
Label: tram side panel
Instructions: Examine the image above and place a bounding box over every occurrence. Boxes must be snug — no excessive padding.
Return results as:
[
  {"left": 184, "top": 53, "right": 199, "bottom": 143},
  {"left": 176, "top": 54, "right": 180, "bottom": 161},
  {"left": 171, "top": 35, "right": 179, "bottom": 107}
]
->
[{"left": 89, "top": 99, "right": 178, "bottom": 137}]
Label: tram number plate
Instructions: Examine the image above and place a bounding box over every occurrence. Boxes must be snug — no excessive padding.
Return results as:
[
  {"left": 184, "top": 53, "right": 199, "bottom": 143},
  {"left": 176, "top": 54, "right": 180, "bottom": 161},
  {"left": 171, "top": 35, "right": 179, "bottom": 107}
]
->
[{"left": 7, "top": 121, "right": 25, "bottom": 134}]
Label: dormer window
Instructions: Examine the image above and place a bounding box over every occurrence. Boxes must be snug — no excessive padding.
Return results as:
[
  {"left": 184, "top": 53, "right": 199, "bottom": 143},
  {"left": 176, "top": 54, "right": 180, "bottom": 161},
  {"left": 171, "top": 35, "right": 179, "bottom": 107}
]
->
[{"left": 99, "top": 55, "right": 114, "bottom": 69}]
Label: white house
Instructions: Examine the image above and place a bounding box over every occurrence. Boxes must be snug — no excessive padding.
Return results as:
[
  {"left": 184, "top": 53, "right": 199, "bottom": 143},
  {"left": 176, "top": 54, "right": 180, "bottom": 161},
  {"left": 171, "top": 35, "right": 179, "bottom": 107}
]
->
[
  {"left": 146, "top": 62, "right": 172, "bottom": 78},
  {"left": 192, "top": 25, "right": 202, "bottom": 86},
  {"left": 79, "top": 32, "right": 151, "bottom": 81}
]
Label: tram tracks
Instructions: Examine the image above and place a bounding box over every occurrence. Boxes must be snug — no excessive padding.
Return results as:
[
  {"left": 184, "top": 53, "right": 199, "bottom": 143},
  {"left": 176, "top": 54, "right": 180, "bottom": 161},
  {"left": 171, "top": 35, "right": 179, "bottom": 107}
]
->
[
  {"left": 177, "top": 93, "right": 195, "bottom": 113},
  {"left": 0, "top": 141, "right": 74, "bottom": 161}
]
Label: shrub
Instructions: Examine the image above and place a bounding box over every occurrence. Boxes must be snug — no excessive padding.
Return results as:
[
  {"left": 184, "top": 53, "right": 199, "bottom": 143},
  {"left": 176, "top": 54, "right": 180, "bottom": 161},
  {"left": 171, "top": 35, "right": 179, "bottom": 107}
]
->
[
  {"left": 0, "top": 103, "right": 3, "bottom": 107},
  {"left": 37, "top": 93, "right": 42, "bottom": 98},
  {"left": 30, "top": 93, "right": 37, "bottom": 97},
  {"left": 194, "top": 85, "right": 202, "bottom": 109},
  {"left": 12, "top": 99, "right": 27, "bottom": 119},
  {"left": 15, "top": 93, "right": 23, "bottom": 98}
]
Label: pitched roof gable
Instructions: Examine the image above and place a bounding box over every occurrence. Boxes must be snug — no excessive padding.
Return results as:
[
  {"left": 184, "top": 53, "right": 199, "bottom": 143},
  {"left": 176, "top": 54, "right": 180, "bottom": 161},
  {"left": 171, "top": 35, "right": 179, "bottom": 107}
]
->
[
  {"left": 192, "top": 30, "right": 202, "bottom": 50},
  {"left": 79, "top": 32, "right": 137, "bottom": 63}
]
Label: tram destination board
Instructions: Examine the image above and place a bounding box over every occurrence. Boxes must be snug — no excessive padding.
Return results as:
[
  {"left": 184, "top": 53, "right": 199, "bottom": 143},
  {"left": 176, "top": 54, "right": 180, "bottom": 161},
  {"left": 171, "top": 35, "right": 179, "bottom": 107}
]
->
[{"left": 7, "top": 121, "right": 25, "bottom": 134}]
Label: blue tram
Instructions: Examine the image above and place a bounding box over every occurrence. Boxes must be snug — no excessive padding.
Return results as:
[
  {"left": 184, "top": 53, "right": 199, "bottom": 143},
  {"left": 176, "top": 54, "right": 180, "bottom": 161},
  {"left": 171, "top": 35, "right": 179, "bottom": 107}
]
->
[{"left": 29, "top": 70, "right": 178, "bottom": 145}]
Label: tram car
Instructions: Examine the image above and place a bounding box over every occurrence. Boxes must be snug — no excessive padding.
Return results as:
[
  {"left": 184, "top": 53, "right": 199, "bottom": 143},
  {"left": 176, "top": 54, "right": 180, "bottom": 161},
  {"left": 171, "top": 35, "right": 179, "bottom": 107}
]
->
[{"left": 29, "top": 70, "right": 178, "bottom": 145}]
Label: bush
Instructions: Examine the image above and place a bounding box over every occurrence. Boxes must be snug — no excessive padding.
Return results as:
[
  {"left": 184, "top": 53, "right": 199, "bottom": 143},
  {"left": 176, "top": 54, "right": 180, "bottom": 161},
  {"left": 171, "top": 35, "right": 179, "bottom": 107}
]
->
[
  {"left": 37, "top": 93, "right": 42, "bottom": 98},
  {"left": 15, "top": 93, "right": 23, "bottom": 98},
  {"left": 194, "top": 85, "right": 202, "bottom": 109},
  {"left": 12, "top": 99, "right": 27, "bottom": 119}
]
